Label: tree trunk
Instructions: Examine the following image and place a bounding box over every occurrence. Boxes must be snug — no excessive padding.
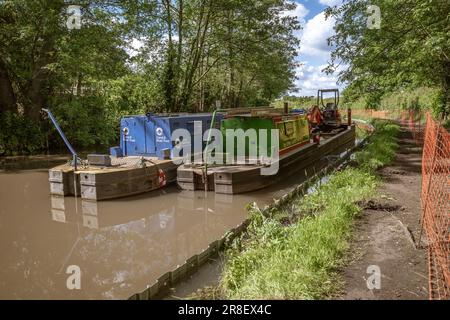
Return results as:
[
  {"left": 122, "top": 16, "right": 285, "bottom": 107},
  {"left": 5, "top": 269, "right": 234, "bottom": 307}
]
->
[
  {"left": 442, "top": 62, "right": 450, "bottom": 119},
  {"left": 227, "top": 11, "right": 235, "bottom": 108},
  {"left": 26, "top": 80, "right": 46, "bottom": 121},
  {"left": 0, "top": 58, "right": 17, "bottom": 113},
  {"left": 76, "top": 73, "right": 83, "bottom": 96},
  {"left": 25, "top": 39, "right": 56, "bottom": 121},
  {"left": 163, "top": 0, "right": 177, "bottom": 112},
  {"left": 175, "top": 0, "right": 183, "bottom": 107},
  {"left": 236, "top": 78, "right": 243, "bottom": 108},
  {"left": 179, "top": 0, "right": 211, "bottom": 111}
]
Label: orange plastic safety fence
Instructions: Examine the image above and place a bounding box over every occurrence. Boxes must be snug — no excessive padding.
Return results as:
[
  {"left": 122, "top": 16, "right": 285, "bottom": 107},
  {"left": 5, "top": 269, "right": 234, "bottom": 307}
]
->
[
  {"left": 399, "top": 110, "right": 424, "bottom": 145},
  {"left": 351, "top": 109, "right": 449, "bottom": 299},
  {"left": 351, "top": 108, "right": 424, "bottom": 144},
  {"left": 421, "top": 112, "right": 450, "bottom": 300}
]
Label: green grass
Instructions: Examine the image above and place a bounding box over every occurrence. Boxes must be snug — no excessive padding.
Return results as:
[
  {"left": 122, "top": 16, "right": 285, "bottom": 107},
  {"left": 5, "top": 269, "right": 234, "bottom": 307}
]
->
[
  {"left": 355, "top": 123, "right": 371, "bottom": 140},
  {"left": 346, "top": 87, "right": 447, "bottom": 119},
  {"left": 345, "top": 87, "right": 439, "bottom": 111},
  {"left": 218, "top": 120, "right": 400, "bottom": 299},
  {"left": 354, "top": 120, "right": 399, "bottom": 171}
]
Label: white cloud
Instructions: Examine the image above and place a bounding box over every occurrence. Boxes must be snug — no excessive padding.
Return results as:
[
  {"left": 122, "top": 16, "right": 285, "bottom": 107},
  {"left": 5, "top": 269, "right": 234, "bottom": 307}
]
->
[
  {"left": 281, "top": 2, "right": 309, "bottom": 24},
  {"left": 294, "top": 62, "right": 345, "bottom": 96},
  {"left": 287, "top": 4, "right": 347, "bottom": 96},
  {"left": 318, "top": 0, "right": 342, "bottom": 6},
  {"left": 299, "top": 11, "right": 336, "bottom": 58},
  {"left": 128, "top": 38, "right": 144, "bottom": 57}
]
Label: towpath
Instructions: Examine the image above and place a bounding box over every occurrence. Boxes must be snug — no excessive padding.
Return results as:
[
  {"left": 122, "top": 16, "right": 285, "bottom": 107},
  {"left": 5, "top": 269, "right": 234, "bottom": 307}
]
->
[{"left": 340, "top": 127, "right": 428, "bottom": 299}]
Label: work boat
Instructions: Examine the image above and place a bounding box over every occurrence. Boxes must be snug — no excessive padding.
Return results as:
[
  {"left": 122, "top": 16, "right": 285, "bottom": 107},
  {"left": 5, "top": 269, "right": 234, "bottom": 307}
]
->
[
  {"left": 48, "top": 113, "right": 223, "bottom": 201},
  {"left": 177, "top": 107, "right": 355, "bottom": 194}
]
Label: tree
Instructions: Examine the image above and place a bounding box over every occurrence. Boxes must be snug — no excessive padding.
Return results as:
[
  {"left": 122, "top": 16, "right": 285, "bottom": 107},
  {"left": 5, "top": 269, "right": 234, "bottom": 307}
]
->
[
  {"left": 0, "top": 0, "right": 302, "bottom": 154},
  {"left": 0, "top": 0, "right": 155, "bottom": 120},
  {"left": 327, "top": 0, "right": 450, "bottom": 117},
  {"left": 155, "top": 0, "right": 300, "bottom": 111}
]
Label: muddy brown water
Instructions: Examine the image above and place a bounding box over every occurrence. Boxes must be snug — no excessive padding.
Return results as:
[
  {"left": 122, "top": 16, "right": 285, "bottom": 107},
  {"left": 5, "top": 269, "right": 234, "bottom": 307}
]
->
[{"left": 0, "top": 158, "right": 323, "bottom": 300}]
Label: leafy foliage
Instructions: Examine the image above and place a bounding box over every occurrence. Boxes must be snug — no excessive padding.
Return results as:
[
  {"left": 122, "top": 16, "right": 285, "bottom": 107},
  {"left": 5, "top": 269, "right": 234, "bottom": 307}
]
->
[
  {"left": 327, "top": 0, "right": 450, "bottom": 117},
  {"left": 0, "top": 112, "right": 45, "bottom": 155},
  {"left": 0, "top": 0, "right": 301, "bottom": 154},
  {"left": 155, "top": 0, "right": 300, "bottom": 111}
]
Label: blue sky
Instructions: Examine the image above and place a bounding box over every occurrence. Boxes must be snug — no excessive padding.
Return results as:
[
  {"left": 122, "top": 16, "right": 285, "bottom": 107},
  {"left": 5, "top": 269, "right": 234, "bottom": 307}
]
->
[{"left": 286, "top": 0, "right": 344, "bottom": 96}]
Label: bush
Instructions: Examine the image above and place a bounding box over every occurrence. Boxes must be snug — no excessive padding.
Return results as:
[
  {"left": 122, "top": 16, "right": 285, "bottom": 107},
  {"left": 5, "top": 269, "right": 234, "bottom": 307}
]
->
[
  {"left": 48, "top": 95, "right": 118, "bottom": 150},
  {"left": 0, "top": 112, "right": 45, "bottom": 156}
]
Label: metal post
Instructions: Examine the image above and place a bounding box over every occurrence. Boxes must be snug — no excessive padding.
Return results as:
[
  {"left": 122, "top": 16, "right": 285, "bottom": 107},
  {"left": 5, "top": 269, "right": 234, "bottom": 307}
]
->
[
  {"left": 348, "top": 108, "right": 352, "bottom": 127},
  {"left": 204, "top": 110, "right": 216, "bottom": 191},
  {"left": 204, "top": 108, "right": 227, "bottom": 191},
  {"left": 42, "top": 108, "right": 78, "bottom": 170}
]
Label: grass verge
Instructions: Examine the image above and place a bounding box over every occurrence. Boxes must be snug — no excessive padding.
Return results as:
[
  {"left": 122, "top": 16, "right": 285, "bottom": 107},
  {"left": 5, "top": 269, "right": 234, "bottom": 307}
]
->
[{"left": 216, "top": 120, "right": 400, "bottom": 299}]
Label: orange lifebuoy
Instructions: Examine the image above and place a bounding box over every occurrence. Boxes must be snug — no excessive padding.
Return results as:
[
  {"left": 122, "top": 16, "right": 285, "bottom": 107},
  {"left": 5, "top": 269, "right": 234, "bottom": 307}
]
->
[{"left": 158, "top": 168, "right": 167, "bottom": 187}]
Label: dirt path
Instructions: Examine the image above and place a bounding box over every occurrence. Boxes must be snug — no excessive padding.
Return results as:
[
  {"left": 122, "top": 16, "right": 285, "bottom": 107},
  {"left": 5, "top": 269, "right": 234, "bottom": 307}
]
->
[{"left": 341, "top": 128, "right": 428, "bottom": 300}]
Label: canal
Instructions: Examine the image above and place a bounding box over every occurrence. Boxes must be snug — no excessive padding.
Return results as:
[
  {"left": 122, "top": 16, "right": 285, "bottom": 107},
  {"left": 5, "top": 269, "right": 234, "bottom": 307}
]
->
[{"left": 0, "top": 160, "right": 315, "bottom": 299}]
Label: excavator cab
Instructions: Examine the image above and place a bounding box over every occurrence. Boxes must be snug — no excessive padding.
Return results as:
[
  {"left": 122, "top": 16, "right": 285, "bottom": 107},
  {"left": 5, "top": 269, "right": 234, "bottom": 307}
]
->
[{"left": 317, "top": 89, "right": 342, "bottom": 128}]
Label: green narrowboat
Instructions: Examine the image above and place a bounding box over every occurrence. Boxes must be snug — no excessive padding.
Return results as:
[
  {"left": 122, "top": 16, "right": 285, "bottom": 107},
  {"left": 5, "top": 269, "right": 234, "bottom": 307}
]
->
[{"left": 220, "top": 113, "right": 310, "bottom": 160}]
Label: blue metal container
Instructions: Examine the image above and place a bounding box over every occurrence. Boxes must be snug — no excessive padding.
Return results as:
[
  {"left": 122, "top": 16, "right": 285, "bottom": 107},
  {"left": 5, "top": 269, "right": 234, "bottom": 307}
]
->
[
  {"left": 110, "top": 113, "right": 223, "bottom": 159},
  {"left": 290, "top": 108, "right": 307, "bottom": 115}
]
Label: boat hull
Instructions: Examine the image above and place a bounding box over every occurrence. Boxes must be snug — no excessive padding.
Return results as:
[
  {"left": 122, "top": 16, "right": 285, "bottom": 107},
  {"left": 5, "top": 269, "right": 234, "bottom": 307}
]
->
[{"left": 49, "top": 157, "right": 179, "bottom": 201}]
